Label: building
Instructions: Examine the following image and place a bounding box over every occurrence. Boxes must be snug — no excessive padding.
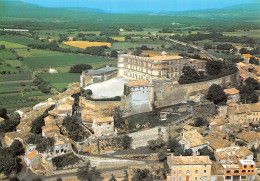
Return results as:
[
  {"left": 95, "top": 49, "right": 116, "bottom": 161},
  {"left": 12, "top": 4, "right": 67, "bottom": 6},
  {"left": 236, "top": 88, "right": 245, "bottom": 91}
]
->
[
  {"left": 92, "top": 117, "right": 115, "bottom": 138},
  {"left": 124, "top": 79, "right": 154, "bottom": 114},
  {"left": 215, "top": 146, "right": 253, "bottom": 164},
  {"left": 224, "top": 88, "right": 240, "bottom": 104},
  {"left": 179, "top": 130, "right": 208, "bottom": 155},
  {"left": 4, "top": 132, "right": 33, "bottom": 146},
  {"left": 24, "top": 150, "right": 40, "bottom": 171},
  {"left": 52, "top": 135, "right": 72, "bottom": 155},
  {"left": 42, "top": 125, "right": 60, "bottom": 137},
  {"left": 236, "top": 131, "right": 260, "bottom": 149},
  {"left": 209, "top": 138, "right": 231, "bottom": 151},
  {"left": 167, "top": 155, "right": 212, "bottom": 181},
  {"left": 227, "top": 105, "right": 248, "bottom": 124},
  {"left": 80, "top": 66, "right": 118, "bottom": 87},
  {"left": 241, "top": 54, "right": 252, "bottom": 64},
  {"left": 222, "top": 160, "right": 256, "bottom": 181},
  {"left": 118, "top": 53, "right": 206, "bottom": 81}
]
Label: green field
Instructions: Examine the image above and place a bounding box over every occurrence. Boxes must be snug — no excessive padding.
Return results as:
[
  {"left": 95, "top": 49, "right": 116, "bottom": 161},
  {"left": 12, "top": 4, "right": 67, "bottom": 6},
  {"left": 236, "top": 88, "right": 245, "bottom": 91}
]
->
[
  {"left": 0, "top": 41, "right": 26, "bottom": 49},
  {"left": 0, "top": 72, "right": 32, "bottom": 82},
  {"left": 39, "top": 73, "right": 80, "bottom": 91},
  {"left": 223, "top": 30, "right": 260, "bottom": 38},
  {"left": 24, "top": 54, "right": 115, "bottom": 70},
  {"left": 5, "top": 60, "right": 23, "bottom": 67},
  {"left": 0, "top": 50, "right": 17, "bottom": 59},
  {"left": 16, "top": 48, "right": 64, "bottom": 58},
  {"left": 0, "top": 35, "right": 42, "bottom": 46}
]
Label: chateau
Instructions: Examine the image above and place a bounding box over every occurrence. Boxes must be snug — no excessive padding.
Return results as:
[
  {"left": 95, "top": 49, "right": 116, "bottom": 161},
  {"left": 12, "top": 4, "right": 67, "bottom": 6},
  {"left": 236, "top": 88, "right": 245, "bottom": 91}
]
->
[{"left": 118, "top": 52, "right": 207, "bottom": 80}]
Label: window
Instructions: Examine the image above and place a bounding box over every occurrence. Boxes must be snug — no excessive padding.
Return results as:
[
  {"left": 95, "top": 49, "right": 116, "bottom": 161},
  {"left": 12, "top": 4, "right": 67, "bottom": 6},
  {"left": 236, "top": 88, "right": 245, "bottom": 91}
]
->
[
  {"left": 242, "top": 170, "right": 246, "bottom": 173},
  {"left": 204, "top": 164, "right": 207, "bottom": 167},
  {"left": 194, "top": 177, "right": 198, "bottom": 181},
  {"left": 195, "top": 170, "right": 198, "bottom": 174},
  {"left": 203, "top": 170, "right": 207, "bottom": 173},
  {"left": 234, "top": 170, "right": 239, "bottom": 173},
  {"left": 186, "top": 170, "right": 190, "bottom": 174},
  {"left": 244, "top": 165, "right": 247, "bottom": 168},
  {"left": 179, "top": 170, "right": 182, "bottom": 174},
  {"left": 226, "top": 170, "right": 231, "bottom": 174},
  {"left": 174, "top": 171, "right": 176, "bottom": 174},
  {"left": 178, "top": 177, "right": 182, "bottom": 181},
  {"left": 241, "top": 176, "right": 246, "bottom": 179},
  {"left": 251, "top": 165, "right": 254, "bottom": 168},
  {"left": 248, "top": 170, "right": 251, "bottom": 172},
  {"left": 225, "top": 176, "right": 231, "bottom": 180},
  {"left": 172, "top": 177, "right": 176, "bottom": 181},
  {"left": 252, "top": 170, "right": 254, "bottom": 172}
]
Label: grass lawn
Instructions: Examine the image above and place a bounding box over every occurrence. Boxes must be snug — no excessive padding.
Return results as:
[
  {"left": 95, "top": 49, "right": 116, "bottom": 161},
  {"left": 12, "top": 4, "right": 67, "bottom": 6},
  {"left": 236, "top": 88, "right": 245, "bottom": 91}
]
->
[
  {"left": 39, "top": 73, "right": 80, "bottom": 91},
  {"left": 0, "top": 41, "right": 26, "bottom": 49},
  {"left": 0, "top": 50, "right": 17, "bottom": 59},
  {"left": 24, "top": 54, "right": 115, "bottom": 70}
]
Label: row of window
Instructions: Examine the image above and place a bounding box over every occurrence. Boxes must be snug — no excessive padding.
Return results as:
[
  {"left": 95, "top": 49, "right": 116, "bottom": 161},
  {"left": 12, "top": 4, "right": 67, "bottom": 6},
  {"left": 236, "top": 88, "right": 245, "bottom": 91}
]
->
[
  {"left": 174, "top": 170, "right": 207, "bottom": 174},
  {"left": 225, "top": 175, "right": 247, "bottom": 180},
  {"left": 172, "top": 176, "right": 207, "bottom": 181},
  {"left": 226, "top": 169, "right": 254, "bottom": 174}
]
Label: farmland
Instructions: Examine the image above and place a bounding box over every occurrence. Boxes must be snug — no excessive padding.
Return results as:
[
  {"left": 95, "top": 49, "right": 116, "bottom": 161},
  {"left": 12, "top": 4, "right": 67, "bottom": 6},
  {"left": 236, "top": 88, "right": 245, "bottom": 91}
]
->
[
  {"left": 0, "top": 41, "right": 26, "bottom": 49},
  {"left": 63, "top": 41, "right": 111, "bottom": 49}
]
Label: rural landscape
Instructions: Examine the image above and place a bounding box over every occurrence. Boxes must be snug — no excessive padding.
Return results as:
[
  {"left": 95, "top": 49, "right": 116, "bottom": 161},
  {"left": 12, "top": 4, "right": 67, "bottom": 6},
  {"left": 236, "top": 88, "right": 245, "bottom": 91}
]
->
[{"left": 0, "top": 0, "right": 260, "bottom": 181}]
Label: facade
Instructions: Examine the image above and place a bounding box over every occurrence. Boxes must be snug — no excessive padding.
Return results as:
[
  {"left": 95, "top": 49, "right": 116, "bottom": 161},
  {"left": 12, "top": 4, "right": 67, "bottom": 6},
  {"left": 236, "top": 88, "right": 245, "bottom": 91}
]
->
[
  {"left": 224, "top": 88, "right": 240, "bottom": 104},
  {"left": 124, "top": 79, "right": 154, "bottom": 114},
  {"left": 92, "top": 117, "right": 115, "bottom": 138},
  {"left": 80, "top": 66, "right": 118, "bottom": 87},
  {"left": 167, "top": 155, "right": 212, "bottom": 181},
  {"left": 118, "top": 53, "right": 206, "bottom": 80},
  {"left": 222, "top": 160, "right": 256, "bottom": 181}
]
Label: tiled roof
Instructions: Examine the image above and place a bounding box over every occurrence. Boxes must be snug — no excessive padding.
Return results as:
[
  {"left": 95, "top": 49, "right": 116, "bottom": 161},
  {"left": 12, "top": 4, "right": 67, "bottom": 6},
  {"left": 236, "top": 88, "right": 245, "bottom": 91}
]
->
[
  {"left": 237, "top": 131, "right": 260, "bottom": 143},
  {"left": 27, "top": 150, "right": 38, "bottom": 160},
  {"left": 42, "top": 126, "right": 60, "bottom": 133},
  {"left": 93, "top": 117, "right": 114, "bottom": 123},
  {"left": 224, "top": 88, "right": 239, "bottom": 95},
  {"left": 127, "top": 79, "right": 150, "bottom": 87},
  {"left": 210, "top": 138, "right": 231, "bottom": 150},
  {"left": 182, "top": 130, "right": 207, "bottom": 148},
  {"left": 168, "top": 155, "right": 212, "bottom": 165},
  {"left": 247, "top": 103, "right": 260, "bottom": 112},
  {"left": 5, "top": 132, "right": 33, "bottom": 141},
  {"left": 242, "top": 54, "right": 252, "bottom": 58},
  {"left": 235, "top": 147, "right": 253, "bottom": 157}
]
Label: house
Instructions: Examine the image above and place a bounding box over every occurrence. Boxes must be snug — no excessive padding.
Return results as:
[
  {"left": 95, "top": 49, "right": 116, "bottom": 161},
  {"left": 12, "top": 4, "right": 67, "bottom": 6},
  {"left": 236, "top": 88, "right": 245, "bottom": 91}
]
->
[
  {"left": 52, "top": 135, "right": 72, "bottom": 155},
  {"left": 4, "top": 132, "right": 33, "bottom": 146},
  {"left": 236, "top": 131, "right": 260, "bottom": 149},
  {"left": 49, "top": 68, "right": 58, "bottom": 74},
  {"left": 246, "top": 103, "right": 260, "bottom": 122},
  {"left": 179, "top": 130, "right": 208, "bottom": 155},
  {"left": 227, "top": 105, "right": 248, "bottom": 124},
  {"left": 215, "top": 146, "right": 253, "bottom": 164},
  {"left": 224, "top": 88, "right": 240, "bottom": 104},
  {"left": 209, "top": 138, "right": 231, "bottom": 151},
  {"left": 24, "top": 150, "right": 41, "bottom": 171},
  {"left": 124, "top": 79, "right": 154, "bottom": 114},
  {"left": 92, "top": 117, "right": 115, "bottom": 138},
  {"left": 42, "top": 125, "right": 60, "bottom": 137},
  {"left": 241, "top": 54, "right": 252, "bottom": 64},
  {"left": 222, "top": 160, "right": 256, "bottom": 181},
  {"left": 49, "top": 97, "right": 74, "bottom": 117},
  {"left": 167, "top": 155, "right": 212, "bottom": 181},
  {"left": 0, "top": 117, "right": 4, "bottom": 125}
]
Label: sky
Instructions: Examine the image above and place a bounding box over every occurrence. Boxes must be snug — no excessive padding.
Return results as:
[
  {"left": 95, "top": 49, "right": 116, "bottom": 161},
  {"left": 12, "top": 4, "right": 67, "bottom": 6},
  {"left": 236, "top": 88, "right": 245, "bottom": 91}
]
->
[{"left": 6, "top": 0, "right": 257, "bottom": 13}]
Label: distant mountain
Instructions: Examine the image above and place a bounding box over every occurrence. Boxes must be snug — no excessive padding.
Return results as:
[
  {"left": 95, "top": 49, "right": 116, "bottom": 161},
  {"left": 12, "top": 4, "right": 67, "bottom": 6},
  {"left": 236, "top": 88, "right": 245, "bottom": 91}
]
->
[
  {"left": 61, "top": 7, "right": 106, "bottom": 14},
  {"left": 134, "top": 3, "right": 260, "bottom": 22}
]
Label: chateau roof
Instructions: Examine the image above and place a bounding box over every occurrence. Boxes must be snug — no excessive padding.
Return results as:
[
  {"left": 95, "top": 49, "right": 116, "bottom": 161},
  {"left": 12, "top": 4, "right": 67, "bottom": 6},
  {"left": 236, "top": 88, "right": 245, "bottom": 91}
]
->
[
  {"left": 86, "top": 66, "right": 117, "bottom": 76},
  {"left": 168, "top": 155, "right": 212, "bottom": 165}
]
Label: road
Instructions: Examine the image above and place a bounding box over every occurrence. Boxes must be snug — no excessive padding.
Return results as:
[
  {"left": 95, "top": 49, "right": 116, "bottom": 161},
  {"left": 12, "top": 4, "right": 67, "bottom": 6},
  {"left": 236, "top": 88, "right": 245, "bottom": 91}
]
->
[{"left": 166, "top": 38, "right": 219, "bottom": 61}]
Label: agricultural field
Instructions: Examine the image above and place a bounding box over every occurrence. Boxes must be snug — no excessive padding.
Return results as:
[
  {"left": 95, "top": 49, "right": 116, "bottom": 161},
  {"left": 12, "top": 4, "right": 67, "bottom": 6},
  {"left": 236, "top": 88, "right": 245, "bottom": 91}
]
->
[
  {"left": 0, "top": 35, "right": 41, "bottom": 45},
  {"left": 24, "top": 54, "right": 116, "bottom": 70},
  {"left": 0, "top": 50, "right": 16, "bottom": 59},
  {"left": 223, "top": 30, "right": 260, "bottom": 38},
  {"left": 0, "top": 41, "right": 26, "bottom": 49},
  {"left": 63, "top": 41, "right": 111, "bottom": 49},
  {"left": 111, "top": 42, "right": 172, "bottom": 50},
  {"left": 15, "top": 48, "right": 64, "bottom": 58},
  {"left": 110, "top": 37, "right": 125, "bottom": 41},
  {"left": 39, "top": 73, "right": 81, "bottom": 91}
]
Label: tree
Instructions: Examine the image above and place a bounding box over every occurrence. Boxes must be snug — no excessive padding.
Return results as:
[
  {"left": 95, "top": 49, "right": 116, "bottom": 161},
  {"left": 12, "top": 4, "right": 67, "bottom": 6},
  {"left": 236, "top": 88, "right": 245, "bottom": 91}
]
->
[
  {"left": 147, "top": 140, "right": 157, "bottom": 150},
  {"left": 109, "top": 174, "right": 117, "bottom": 181},
  {"left": 9, "top": 140, "right": 25, "bottom": 157},
  {"left": 110, "top": 50, "right": 118, "bottom": 58},
  {"left": 113, "top": 107, "right": 124, "bottom": 129},
  {"left": 207, "top": 84, "right": 227, "bottom": 105},
  {"left": 198, "top": 147, "right": 216, "bottom": 161},
  {"left": 131, "top": 169, "right": 150, "bottom": 181},
  {"left": 56, "top": 178, "right": 62, "bottom": 181},
  {"left": 239, "top": 84, "right": 259, "bottom": 104},
  {"left": 206, "top": 61, "right": 223, "bottom": 75},
  {"left": 178, "top": 66, "right": 202, "bottom": 84},
  {"left": 0, "top": 108, "right": 7, "bottom": 119},
  {"left": 194, "top": 117, "right": 208, "bottom": 127},
  {"left": 77, "top": 162, "right": 101, "bottom": 181},
  {"left": 69, "top": 64, "right": 92, "bottom": 73},
  {"left": 121, "top": 135, "right": 132, "bottom": 150},
  {"left": 158, "top": 149, "right": 167, "bottom": 161},
  {"left": 245, "top": 77, "right": 260, "bottom": 90},
  {"left": 122, "top": 170, "right": 129, "bottom": 181},
  {"left": 249, "top": 57, "right": 259, "bottom": 65},
  {"left": 167, "top": 138, "right": 182, "bottom": 152}
]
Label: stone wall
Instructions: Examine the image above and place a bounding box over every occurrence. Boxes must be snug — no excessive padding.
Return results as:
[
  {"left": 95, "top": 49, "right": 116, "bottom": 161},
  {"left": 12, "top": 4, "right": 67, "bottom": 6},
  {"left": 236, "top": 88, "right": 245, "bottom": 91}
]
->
[{"left": 154, "top": 73, "right": 238, "bottom": 107}]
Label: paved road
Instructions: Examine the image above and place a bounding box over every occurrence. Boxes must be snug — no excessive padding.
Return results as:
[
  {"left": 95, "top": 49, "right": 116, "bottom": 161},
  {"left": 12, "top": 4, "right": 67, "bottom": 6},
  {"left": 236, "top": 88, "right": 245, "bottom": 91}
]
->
[{"left": 167, "top": 38, "right": 219, "bottom": 61}]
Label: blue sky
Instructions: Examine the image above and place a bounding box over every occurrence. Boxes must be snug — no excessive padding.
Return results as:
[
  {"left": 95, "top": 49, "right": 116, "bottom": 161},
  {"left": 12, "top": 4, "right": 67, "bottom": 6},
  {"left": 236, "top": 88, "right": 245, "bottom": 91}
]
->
[{"left": 7, "top": 0, "right": 257, "bottom": 13}]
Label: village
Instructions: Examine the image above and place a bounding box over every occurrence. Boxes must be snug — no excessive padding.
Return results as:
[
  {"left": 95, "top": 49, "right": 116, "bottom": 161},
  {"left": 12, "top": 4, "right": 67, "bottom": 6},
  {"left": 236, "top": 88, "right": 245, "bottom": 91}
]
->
[{"left": 0, "top": 46, "right": 260, "bottom": 181}]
